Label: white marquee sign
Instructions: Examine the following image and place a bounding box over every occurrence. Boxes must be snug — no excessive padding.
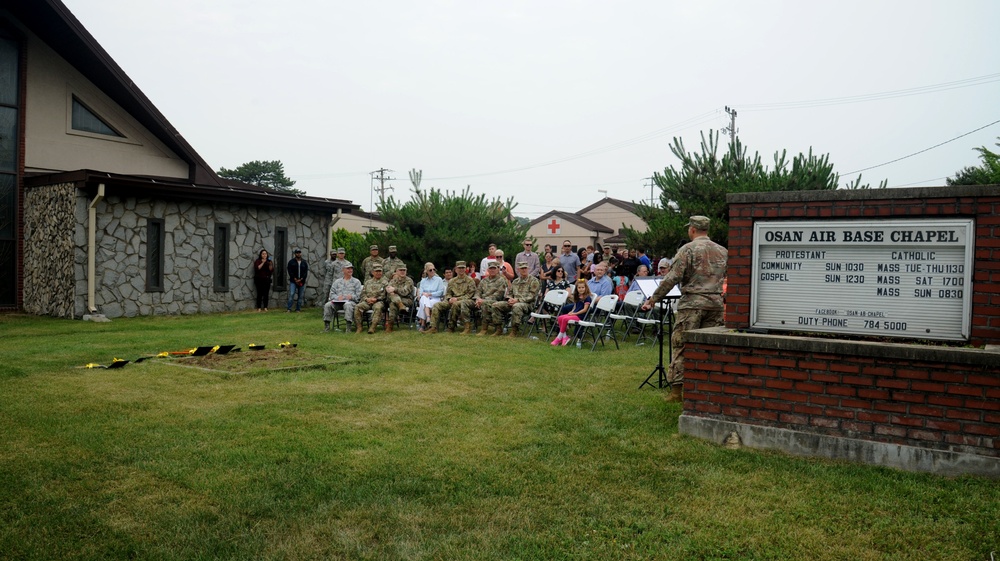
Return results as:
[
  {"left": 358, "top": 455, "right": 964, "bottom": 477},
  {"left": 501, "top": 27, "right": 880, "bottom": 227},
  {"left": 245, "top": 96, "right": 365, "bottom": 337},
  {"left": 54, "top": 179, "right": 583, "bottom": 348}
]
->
[{"left": 751, "top": 219, "right": 974, "bottom": 341}]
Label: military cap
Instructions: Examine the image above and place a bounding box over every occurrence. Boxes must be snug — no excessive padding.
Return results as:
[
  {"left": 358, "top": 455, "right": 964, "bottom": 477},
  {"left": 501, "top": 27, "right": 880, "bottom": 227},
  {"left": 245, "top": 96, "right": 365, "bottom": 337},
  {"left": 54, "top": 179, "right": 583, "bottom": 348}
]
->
[
  {"left": 372, "top": 264, "right": 383, "bottom": 272},
  {"left": 336, "top": 247, "right": 345, "bottom": 253},
  {"left": 455, "top": 261, "right": 467, "bottom": 269},
  {"left": 487, "top": 261, "right": 499, "bottom": 269},
  {"left": 517, "top": 261, "right": 529, "bottom": 268},
  {"left": 369, "top": 244, "right": 379, "bottom": 251},
  {"left": 388, "top": 245, "right": 397, "bottom": 251},
  {"left": 343, "top": 261, "right": 354, "bottom": 268},
  {"left": 687, "top": 216, "right": 710, "bottom": 230},
  {"left": 396, "top": 263, "right": 407, "bottom": 270}
]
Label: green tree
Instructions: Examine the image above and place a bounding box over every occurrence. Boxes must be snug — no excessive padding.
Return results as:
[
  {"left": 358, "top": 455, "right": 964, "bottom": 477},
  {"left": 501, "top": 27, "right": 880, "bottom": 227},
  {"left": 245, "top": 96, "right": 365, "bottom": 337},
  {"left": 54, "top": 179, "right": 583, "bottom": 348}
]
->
[
  {"left": 947, "top": 137, "right": 1000, "bottom": 185},
  {"left": 329, "top": 228, "right": 369, "bottom": 267},
  {"left": 367, "top": 186, "right": 528, "bottom": 275},
  {"left": 625, "top": 131, "right": 885, "bottom": 255},
  {"left": 218, "top": 160, "right": 304, "bottom": 195}
]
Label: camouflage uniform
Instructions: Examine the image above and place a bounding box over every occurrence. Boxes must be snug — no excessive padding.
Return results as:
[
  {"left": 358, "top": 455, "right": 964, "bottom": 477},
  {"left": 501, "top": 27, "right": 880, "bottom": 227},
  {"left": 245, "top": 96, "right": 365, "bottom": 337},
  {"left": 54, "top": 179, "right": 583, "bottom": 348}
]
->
[
  {"left": 354, "top": 272, "right": 389, "bottom": 333},
  {"left": 361, "top": 255, "right": 383, "bottom": 279},
  {"left": 384, "top": 273, "right": 415, "bottom": 325},
  {"left": 648, "top": 228, "right": 728, "bottom": 386},
  {"left": 491, "top": 272, "right": 539, "bottom": 336},
  {"left": 473, "top": 270, "right": 509, "bottom": 334},
  {"left": 323, "top": 273, "right": 362, "bottom": 326},
  {"left": 430, "top": 272, "right": 476, "bottom": 332},
  {"left": 382, "top": 256, "right": 405, "bottom": 278},
  {"left": 320, "top": 254, "right": 349, "bottom": 305}
]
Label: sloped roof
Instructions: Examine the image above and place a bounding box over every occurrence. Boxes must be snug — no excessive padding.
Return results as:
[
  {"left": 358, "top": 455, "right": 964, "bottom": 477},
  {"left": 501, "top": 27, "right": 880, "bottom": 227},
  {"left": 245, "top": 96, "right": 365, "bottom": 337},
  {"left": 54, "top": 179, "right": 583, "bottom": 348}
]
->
[
  {"left": 529, "top": 210, "right": 613, "bottom": 234},
  {"left": 7, "top": 0, "right": 225, "bottom": 187},
  {"left": 575, "top": 197, "right": 638, "bottom": 216}
]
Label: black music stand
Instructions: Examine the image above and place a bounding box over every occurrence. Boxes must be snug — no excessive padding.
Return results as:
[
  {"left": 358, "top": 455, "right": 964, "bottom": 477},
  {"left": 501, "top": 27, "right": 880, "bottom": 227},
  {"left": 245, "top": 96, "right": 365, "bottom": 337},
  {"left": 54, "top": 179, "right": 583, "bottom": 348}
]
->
[{"left": 637, "top": 279, "right": 679, "bottom": 390}]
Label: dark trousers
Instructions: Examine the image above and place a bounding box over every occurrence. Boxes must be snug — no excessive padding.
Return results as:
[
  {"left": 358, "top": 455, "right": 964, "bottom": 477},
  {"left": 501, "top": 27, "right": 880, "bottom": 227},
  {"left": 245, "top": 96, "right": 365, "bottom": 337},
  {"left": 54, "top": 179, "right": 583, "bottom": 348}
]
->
[{"left": 254, "top": 279, "right": 271, "bottom": 309}]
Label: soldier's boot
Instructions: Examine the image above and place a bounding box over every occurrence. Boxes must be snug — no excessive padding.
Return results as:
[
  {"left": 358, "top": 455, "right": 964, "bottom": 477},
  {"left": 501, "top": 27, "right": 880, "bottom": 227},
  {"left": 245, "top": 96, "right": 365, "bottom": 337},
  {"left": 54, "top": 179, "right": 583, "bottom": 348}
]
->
[
  {"left": 663, "top": 384, "right": 684, "bottom": 403},
  {"left": 385, "top": 321, "right": 393, "bottom": 333},
  {"left": 461, "top": 323, "right": 471, "bottom": 335},
  {"left": 355, "top": 323, "right": 363, "bottom": 334},
  {"left": 507, "top": 325, "right": 519, "bottom": 338},
  {"left": 477, "top": 321, "right": 490, "bottom": 336},
  {"left": 423, "top": 326, "right": 437, "bottom": 334},
  {"left": 492, "top": 325, "right": 503, "bottom": 336}
]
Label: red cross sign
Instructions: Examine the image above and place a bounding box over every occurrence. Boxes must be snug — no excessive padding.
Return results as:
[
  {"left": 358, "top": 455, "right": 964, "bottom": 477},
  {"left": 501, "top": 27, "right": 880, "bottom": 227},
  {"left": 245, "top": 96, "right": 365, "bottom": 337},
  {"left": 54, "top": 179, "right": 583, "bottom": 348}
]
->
[{"left": 547, "top": 218, "right": 560, "bottom": 234}]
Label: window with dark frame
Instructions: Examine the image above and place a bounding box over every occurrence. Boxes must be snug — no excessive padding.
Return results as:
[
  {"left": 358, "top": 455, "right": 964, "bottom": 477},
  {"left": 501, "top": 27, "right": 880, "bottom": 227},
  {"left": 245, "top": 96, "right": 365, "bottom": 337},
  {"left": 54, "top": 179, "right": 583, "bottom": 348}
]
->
[
  {"left": 274, "top": 228, "right": 287, "bottom": 290},
  {"left": 71, "top": 96, "right": 124, "bottom": 137},
  {"left": 146, "top": 219, "right": 165, "bottom": 291},
  {"left": 213, "top": 223, "right": 230, "bottom": 291}
]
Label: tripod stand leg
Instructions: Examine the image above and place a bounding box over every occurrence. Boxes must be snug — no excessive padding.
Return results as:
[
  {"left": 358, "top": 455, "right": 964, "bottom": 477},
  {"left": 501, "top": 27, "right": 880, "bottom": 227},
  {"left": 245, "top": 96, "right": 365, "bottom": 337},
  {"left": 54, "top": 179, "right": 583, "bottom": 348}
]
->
[{"left": 639, "top": 308, "right": 669, "bottom": 389}]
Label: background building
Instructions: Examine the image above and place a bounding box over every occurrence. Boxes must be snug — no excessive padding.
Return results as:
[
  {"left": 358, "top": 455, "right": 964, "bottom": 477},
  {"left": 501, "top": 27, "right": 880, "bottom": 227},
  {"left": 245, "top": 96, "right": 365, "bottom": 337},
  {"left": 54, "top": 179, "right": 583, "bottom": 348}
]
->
[
  {"left": 3, "top": 0, "right": 359, "bottom": 318},
  {"left": 526, "top": 197, "right": 645, "bottom": 250}
]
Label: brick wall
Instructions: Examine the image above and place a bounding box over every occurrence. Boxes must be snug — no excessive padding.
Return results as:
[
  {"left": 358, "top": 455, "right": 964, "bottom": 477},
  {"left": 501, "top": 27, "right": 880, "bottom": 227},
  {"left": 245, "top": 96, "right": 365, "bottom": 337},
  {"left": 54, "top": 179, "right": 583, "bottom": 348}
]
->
[
  {"left": 683, "top": 330, "right": 999, "bottom": 458},
  {"left": 725, "top": 185, "right": 1000, "bottom": 347},
  {"left": 678, "top": 186, "right": 1000, "bottom": 472}
]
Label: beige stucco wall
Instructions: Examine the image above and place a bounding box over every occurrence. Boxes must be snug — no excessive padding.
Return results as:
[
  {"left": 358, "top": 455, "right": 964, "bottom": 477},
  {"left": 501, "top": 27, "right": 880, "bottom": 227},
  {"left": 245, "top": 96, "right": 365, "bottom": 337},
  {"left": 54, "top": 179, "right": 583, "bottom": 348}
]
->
[
  {"left": 527, "top": 217, "right": 598, "bottom": 252},
  {"left": 578, "top": 201, "right": 646, "bottom": 235},
  {"left": 22, "top": 30, "right": 190, "bottom": 179},
  {"left": 335, "top": 212, "right": 390, "bottom": 234}
]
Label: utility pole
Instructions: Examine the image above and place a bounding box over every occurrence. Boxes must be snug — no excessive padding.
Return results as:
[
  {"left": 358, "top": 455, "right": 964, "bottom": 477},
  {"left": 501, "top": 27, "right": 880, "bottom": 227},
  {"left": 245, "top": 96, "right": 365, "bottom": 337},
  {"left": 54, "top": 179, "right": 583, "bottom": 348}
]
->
[
  {"left": 643, "top": 176, "right": 655, "bottom": 206},
  {"left": 723, "top": 106, "right": 738, "bottom": 151},
  {"left": 370, "top": 168, "right": 395, "bottom": 202},
  {"left": 368, "top": 168, "right": 395, "bottom": 229}
]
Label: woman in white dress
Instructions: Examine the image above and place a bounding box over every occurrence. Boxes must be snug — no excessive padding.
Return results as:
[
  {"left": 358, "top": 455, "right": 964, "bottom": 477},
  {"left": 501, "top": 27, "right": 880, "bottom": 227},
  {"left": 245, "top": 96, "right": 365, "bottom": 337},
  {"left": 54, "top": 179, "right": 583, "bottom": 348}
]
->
[{"left": 416, "top": 262, "right": 445, "bottom": 331}]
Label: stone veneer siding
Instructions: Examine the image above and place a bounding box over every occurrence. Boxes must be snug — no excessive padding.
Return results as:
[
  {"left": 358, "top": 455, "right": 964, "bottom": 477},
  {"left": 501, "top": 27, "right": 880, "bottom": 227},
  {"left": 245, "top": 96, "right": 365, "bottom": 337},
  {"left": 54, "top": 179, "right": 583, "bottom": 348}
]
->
[
  {"left": 677, "top": 185, "right": 1000, "bottom": 477},
  {"left": 23, "top": 183, "right": 76, "bottom": 317},
  {"left": 65, "top": 194, "right": 332, "bottom": 318}
]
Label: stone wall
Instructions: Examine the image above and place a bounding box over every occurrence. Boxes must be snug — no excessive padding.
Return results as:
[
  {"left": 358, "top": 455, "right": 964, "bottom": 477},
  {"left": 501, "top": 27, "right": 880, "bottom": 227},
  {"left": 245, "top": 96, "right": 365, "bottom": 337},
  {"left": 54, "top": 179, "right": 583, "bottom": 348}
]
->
[
  {"left": 69, "top": 194, "right": 330, "bottom": 318},
  {"left": 23, "top": 183, "right": 76, "bottom": 317}
]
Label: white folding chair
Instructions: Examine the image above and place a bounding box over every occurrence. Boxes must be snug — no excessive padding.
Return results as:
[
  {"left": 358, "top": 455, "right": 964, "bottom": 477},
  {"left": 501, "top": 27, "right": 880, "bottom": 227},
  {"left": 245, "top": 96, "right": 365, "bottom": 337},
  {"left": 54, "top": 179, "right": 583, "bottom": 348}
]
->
[
  {"left": 608, "top": 290, "right": 646, "bottom": 342},
  {"left": 526, "top": 289, "right": 569, "bottom": 340},
  {"left": 636, "top": 300, "right": 673, "bottom": 346},
  {"left": 572, "top": 294, "right": 620, "bottom": 351}
]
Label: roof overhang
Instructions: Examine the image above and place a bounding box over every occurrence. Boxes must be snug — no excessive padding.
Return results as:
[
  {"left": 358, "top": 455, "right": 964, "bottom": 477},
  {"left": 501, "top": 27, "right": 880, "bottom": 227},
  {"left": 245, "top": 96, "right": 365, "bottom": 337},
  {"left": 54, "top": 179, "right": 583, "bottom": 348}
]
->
[
  {"left": 25, "top": 170, "right": 361, "bottom": 214},
  {"left": 4, "top": 0, "right": 225, "bottom": 186}
]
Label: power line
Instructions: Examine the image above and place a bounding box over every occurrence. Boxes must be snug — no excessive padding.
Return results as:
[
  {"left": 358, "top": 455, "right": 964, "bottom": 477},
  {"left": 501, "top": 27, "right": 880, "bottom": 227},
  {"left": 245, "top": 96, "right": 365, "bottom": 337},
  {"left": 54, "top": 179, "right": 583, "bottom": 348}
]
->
[
  {"left": 424, "top": 110, "right": 720, "bottom": 181},
  {"left": 740, "top": 72, "right": 1000, "bottom": 112},
  {"left": 843, "top": 118, "right": 1000, "bottom": 175}
]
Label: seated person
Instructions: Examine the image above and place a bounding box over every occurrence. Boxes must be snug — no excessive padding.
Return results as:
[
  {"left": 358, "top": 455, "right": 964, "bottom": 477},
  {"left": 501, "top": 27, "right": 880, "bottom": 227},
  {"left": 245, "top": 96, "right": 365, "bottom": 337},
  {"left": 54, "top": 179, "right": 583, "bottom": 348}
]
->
[
  {"left": 551, "top": 280, "right": 592, "bottom": 346},
  {"left": 384, "top": 263, "right": 415, "bottom": 332},
  {"left": 586, "top": 263, "right": 614, "bottom": 304},
  {"left": 426, "top": 261, "right": 476, "bottom": 333},
  {"left": 323, "top": 261, "right": 362, "bottom": 332},
  {"left": 354, "top": 265, "right": 388, "bottom": 334},
  {"left": 475, "top": 261, "right": 509, "bottom": 336},
  {"left": 489, "top": 260, "right": 540, "bottom": 337},
  {"left": 416, "top": 263, "right": 444, "bottom": 331}
]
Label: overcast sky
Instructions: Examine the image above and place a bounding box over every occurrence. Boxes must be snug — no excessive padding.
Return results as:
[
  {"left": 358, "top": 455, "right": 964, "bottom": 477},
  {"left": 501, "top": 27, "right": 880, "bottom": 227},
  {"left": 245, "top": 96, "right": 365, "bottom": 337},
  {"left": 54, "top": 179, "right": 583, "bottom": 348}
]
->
[{"left": 63, "top": 0, "right": 1000, "bottom": 219}]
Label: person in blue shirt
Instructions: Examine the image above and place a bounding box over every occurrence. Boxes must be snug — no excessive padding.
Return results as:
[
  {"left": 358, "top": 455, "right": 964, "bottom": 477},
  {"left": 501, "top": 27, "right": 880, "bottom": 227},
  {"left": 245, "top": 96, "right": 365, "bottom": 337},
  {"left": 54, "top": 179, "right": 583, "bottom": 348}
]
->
[
  {"left": 586, "top": 263, "right": 614, "bottom": 304},
  {"left": 637, "top": 248, "right": 652, "bottom": 272}
]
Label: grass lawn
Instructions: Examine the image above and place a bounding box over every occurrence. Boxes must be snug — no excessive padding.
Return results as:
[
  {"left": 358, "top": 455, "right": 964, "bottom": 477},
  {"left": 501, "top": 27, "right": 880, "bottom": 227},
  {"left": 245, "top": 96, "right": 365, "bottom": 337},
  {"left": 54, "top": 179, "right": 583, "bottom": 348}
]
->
[{"left": 1, "top": 310, "right": 997, "bottom": 560}]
